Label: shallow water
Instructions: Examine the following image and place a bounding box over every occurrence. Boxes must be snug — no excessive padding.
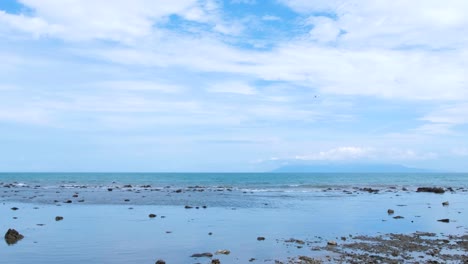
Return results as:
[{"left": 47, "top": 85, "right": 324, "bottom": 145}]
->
[{"left": 1, "top": 173, "right": 467, "bottom": 263}]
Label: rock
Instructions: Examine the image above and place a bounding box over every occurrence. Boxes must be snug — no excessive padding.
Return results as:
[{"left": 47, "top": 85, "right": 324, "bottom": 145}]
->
[
  {"left": 393, "top": 216, "right": 404, "bottom": 219},
  {"left": 124, "top": 199, "right": 130, "bottom": 202},
  {"left": 416, "top": 187, "right": 445, "bottom": 194},
  {"left": 360, "top": 187, "right": 379, "bottom": 193},
  {"left": 55, "top": 216, "right": 64, "bottom": 221},
  {"left": 155, "top": 260, "right": 166, "bottom": 264},
  {"left": 298, "top": 256, "right": 322, "bottom": 264},
  {"left": 5, "top": 229, "right": 24, "bottom": 245},
  {"left": 64, "top": 200, "right": 72, "bottom": 203},
  {"left": 249, "top": 258, "right": 256, "bottom": 262},
  {"left": 442, "top": 201, "right": 449, "bottom": 206},
  {"left": 215, "top": 249, "right": 230, "bottom": 255},
  {"left": 211, "top": 259, "right": 221, "bottom": 264},
  {"left": 191, "top": 252, "right": 213, "bottom": 258},
  {"left": 11, "top": 207, "right": 18, "bottom": 210},
  {"left": 327, "top": 240, "right": 337, "bottom": 246},
  {"left": 257, "top": 236, "right": 265, "bottom": 241},
  {"left": 285, "top": 238, "right": 305, "bottom": 244},
  {"left": 72, "top": 194, "right": 78, "bottom": 197},
  {"left": 123, "top": 185, "right": 132, "bottom": 188},
  {"left": 149, "top": 214, "right": 157, "bottom": 218},
  {"left": 175, "top": 189, "right": 182, "bottom": 193},
  {"left": 184, "top": 205, "right": 193, "bottom": 209},
  {"left": 387, "top": 209, "right": 394, "bottom": 215},
  {"left": 107, "top": 188, "right": 113, "bottom": 191},
  {"left": 437, "top": 219, "right": 450, "bottom": 223},
  {"left": 208, "top": 232, "right": 213, "bottom": 235}
]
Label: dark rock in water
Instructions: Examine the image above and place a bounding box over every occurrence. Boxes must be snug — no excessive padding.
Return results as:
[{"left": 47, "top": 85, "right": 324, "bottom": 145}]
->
[
  {"left": 437, "top": 219, "right": 450, "bottom": 223},
  {"left": 72, "top": 194, "right": 78, "bottom": 197},
  {"left": 78, "top": 199, "right": 84, "bottom": 202},
  {"left": 107, "top": 188, "right": 113, "bottom": 191},
  {"left": 327, "top": 240, "right": 337, "bottom": 246},
  {"left": 208, "top": 232, "right": 213, "bottom": 235},
  {"left": 184, "top": 205, "right": 193, "bottom": 209},
  {"left": 249, "top": 258, "right": 256, "bottom": 262},
  {"left": 387, "top": 209, "right": 395, "bottom": 215},
  {"left": 402, "top": 187, "right": 408, "bottom": 191},
  {"left": 442, "top": 201, "right": 449, "bottom": 206},
  {"left": 298, "top": 256, "right": 322, "bottom": 264},
  {"left": 149, "top": 214, "right": 157, "bottom": 218},
  {"left": 211, "top": 259, "right": 221, "bottom": 264},
  {"left": 447, "top": 187, "right": 454, "bottom": 192},
  {"left": 155, "top": 260, "right": 166, "bottom": 264},
  {"left": 416, "top": 187, "right": 445, "bottom": 194},
  {"left": 5, "top": 229, "right": 24, "bottom": 245},
  {"left": 55, "top": 216, "right": 64, "bottom": 221},
  {"left": 257, "top": 236, "right": 265, "bottom": 241},
  {"left": 123, "top": 185, "right": 132, "bottom": 188},
  {"left": 175, "top": 189, "right": 182, "bottom": 193},
  {"left": 393, "top": 216, "right": 404, "bottom": 219},
  {"left": 202, "top": 206, "right": 207, "bottom": 209},
  {"left": 360, "top": 187, "right": 379, "bottom": 193},
  {"left": 11, "top": 207, "right": 18, "bottom": 211},
  {"left": 64, "top": 200, "right": 72, "bottom": 203},
  {"left": 124, "top": 199, "right": 130, "bottom": 202},
  {"left": 191, "top": 252, "right": 213, "bottom": 258},
  {"left": 285, "top": 238, "right": 305, "bottom": 245}
]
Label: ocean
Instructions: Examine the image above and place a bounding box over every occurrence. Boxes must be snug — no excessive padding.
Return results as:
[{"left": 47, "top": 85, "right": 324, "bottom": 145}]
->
[{"left": 1, "top": 173, "right": 467, "bottom": 263}]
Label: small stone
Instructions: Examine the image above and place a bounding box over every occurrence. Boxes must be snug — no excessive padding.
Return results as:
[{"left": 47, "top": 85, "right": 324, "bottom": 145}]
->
[
  {"left": 437, "top": 218, "right": 450, "bottom": 223},
  {"left": 327, "top": 240, "right": 337, "bottom": 246},
  {"left": 208, "top": 232, "right": 213, "bottom": 235},
  {"left": 211, "top": 259, "right": 221, "bottom": 264},
  {"left": 257, "top": 236, "right": 265, "bottom": 241},
  {"left": 442, "top": 201, "right": 449, "bottom": 206},
  {"left": 4, "top": 229, "right": 24, "bottom": 245},
  {"left": 124, "top": 199, "right": 130, "bottom": 202},
  {"left": 64, "top": 200, "right": 72, "bottom": 203},
  {"left": 387, "top": 209, "right": 394, "bottom": 215},
  {"left": 155, "top": 260, "right": 166, "bottom": 264},
  {"left": 11, "top": 207, "right": 18, "bottom": 211},
  {"left": 107, "top": 188, "right": 113, "bottom": 191},
  {"left": 249, "top": 258, "right": 256, "bottom": 262},
  {"left": 149, "top": 214, "right": 157, "bottom": 218},
  {"left": 393, "top": 216, "right": 404, "bottom": 219},
  {"left": 72, "top": 194, "right": 78, "bottom": 197},
  {"left": 184, "top": 205, "right": 193, "bottom": 209},
  {"left": 55, "top": 216, "right": 64, "bottom": 221},
  {"left": 215, "top": 249, "right": 230, "bottom": 255}
]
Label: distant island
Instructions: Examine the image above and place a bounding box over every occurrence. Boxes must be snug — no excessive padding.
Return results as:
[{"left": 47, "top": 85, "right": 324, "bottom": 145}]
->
[{"left": 272, "top": 163, "right": 434, "bottom": 173}]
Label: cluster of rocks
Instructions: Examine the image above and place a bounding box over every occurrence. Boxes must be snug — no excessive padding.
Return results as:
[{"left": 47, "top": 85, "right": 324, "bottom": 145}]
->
[{"left": 4, "top": 229, "right": 24, "bottom": 245}]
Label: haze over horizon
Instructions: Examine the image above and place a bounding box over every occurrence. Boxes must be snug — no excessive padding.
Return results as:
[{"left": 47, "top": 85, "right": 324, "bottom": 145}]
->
[{"left": 1, "top": 1, "right": 468, "bottom": 172}]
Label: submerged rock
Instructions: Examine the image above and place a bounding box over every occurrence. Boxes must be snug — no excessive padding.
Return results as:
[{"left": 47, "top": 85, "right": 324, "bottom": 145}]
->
[
  {"left": 155, "top": 260, "right": 166, "bottom": 264},
  {"left": 55, "top": 216, "right": 64, "bottom": 221},
  {"left": 416, "top": 187, "right": 445, "bottom": 194},
  {"left": 10, "top": 207, "right": 18, "bottom": 211},
  {"left": 393, "top": 216, "right": 404, "bottom": 219},
  {"left": 191, "top": 252, "right": 213, "bottom": 258},
  {"left": 442, "top": 201, "right": 449, "bottom": 206},
  {"left": 149, "top": 214, "right": 157, "bottom": 218},
  {"left": 387, "top": 209, "right": 394, "bottom": 215},
  {"left": 437, "top": 219, "right": 450, "bottom": 223},
  {"left": 257, "top": 236, "right": 265, "bottom": 241},
  {"left": 5, "top": 229, "right": 24, "bottom": 245}
]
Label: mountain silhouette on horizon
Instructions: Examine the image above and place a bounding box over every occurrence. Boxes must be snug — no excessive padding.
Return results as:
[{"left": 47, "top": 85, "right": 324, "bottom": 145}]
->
[{"left": 272, "top": 163, "right": 434, "bottom": 173}]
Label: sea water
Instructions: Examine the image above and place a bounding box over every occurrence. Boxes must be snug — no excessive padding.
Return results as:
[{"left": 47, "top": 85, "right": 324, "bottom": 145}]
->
[{"left": 1, "top": 173, "right": 467, "bottom": 263}]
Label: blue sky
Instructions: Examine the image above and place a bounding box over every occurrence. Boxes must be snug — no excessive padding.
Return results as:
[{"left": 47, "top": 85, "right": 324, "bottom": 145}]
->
[{"left": 0, "top": 0, "right": 467, "bottom": 172}]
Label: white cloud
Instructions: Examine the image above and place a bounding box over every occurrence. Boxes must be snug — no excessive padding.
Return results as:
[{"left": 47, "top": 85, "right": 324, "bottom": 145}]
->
[
  {"left": 289, "top": 146, "right": 437, "bottom": 162},
  {"left": 416, "top": 104, "right": 468, "bottom": 134},
  {"left": 307, "top": 16, "right": 341, "bottom": 43},
  {"left": 262, "top": 15, "right": 281, "bottom": 21},
  {"left": 206, "top": 81, "right": 257, "bottom": 95}
]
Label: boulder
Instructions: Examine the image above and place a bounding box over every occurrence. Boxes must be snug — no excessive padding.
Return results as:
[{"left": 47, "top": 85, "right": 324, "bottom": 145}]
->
[
  {"left": 442, "top": 201, "right": 449, "bottom": 206},
  {"left": 257, "top": 236, "right": 265, "bottom": 241},
  {"left": 55, "top": 216, "right": 64, "bottom": 221},
  {"left": 211, "top": 259, "right": 221, "bottom": 264},
  {"left": 5, "top": 229, "right": 24, "bottom": 245},
  {"left": 155, "top": 260, "right": 166, "bottom": 264},
  {"left": 149, "top": 214, "right": 157, "bottom": 218},
  {"left": 327, "top": 240, "right": 337, "bottom": 246},
  {"left": 437, "top": 219, "right": 450, "bottom": 223},
  {"left": 387, "top": 209, "right": 395, "bottom": 215}
]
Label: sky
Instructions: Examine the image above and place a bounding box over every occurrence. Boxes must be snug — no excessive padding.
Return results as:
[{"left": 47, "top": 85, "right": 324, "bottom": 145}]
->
[{"left": 0, "top": 0, "right": 467, "bottom": 172}]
